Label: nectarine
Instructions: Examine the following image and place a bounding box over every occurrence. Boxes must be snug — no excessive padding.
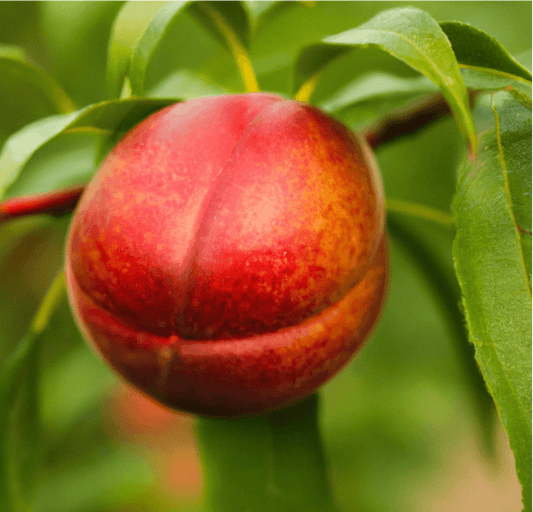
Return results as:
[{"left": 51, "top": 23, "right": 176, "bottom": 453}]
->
[{"left": 65, "top": 92, "right": 387, "bottom": 417}]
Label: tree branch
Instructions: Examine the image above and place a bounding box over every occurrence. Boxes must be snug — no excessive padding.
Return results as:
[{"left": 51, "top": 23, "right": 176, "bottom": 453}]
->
[
  {"left": 0, "top": 91, "right": 479, "bottom": 223},
  {"left": 364, "top": 90, "right": 478, "bottom": 150},
  {"left": 0, "top": 186, "right": 85, "bottom": 223}
]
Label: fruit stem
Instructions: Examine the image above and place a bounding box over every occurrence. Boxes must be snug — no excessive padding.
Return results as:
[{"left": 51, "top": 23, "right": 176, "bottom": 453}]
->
[
  {"left": 0, "top": 186, "right": 85, "bottom": 223},
  {"left": 200, "top": 5, "right": 260, "bottom": 93}
]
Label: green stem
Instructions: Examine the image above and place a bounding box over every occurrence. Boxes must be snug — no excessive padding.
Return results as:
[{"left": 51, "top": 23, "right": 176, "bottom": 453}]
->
[
  {"left": 31, "top": 271, "right": 66, "bottom": 333},
  {"left": 386, "top": 198, "right": 454, "bottom": 229}
]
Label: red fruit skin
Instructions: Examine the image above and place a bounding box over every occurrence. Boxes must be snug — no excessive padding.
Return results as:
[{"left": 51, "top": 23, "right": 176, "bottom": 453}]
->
[{"left": 65, "top": 92, "right": 388, "bottom": 417}]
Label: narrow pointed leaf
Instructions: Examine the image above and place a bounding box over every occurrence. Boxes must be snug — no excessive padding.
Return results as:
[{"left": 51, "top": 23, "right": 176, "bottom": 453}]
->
[
  {"left": 128, "top": 1, "right": 190, "bottom": 96},
  {"left": 323, "top": 7, "right": 477, "bottom": 152},
  {"left": 196, "top": 415, "right": 274, "bottom": 512},
  {"left": 267, "top": 395, "right": 338, "bottom": 512},
  {"left": 387, "top": 216, "right": 496, "bottom": 453},
  {"left": 0, "top": 272, "right": 66, "bottom": 512},
  {"left": 0, "top": 49, "right": 74, "bottom": 150},
  {"left": 453, "top": 95, "right": 532, "bottom": 509},
  {"left": 293, "top": 44, "right": 352, "bottom": 97},
  {"left": 147, "top": 69, "right": 230, "bottom": 100},
  {"left": 460, "top": 67, "right": 532, "bottom": 102},
  {"left": 319, "top": 72, "right": 438, "bottom": 114},
  {"left": 188, "top": 1, "right": 250, "bottom": 51},
  {"left": 195, "top": 395, "right": 337, "bottom": 512},
  {"left": 244, "top": 1, "right": 309, "bottom": 35},
  {"left": 440, "top": 21, "right": 532, "bottom": 81},
  {"left": 438, "top": 22, "right": 532, "bottom": 103},
  {"left": 106, "top": 1, "right": 167, "bottom": 98},
  {"left": 0, "top": 98, "right": 175, "bottom": 200}
]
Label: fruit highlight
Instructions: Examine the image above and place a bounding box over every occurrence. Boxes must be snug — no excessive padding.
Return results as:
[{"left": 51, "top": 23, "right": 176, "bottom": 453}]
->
[{"left": 65, "top": 92, "right": 388, "bottom": 417}]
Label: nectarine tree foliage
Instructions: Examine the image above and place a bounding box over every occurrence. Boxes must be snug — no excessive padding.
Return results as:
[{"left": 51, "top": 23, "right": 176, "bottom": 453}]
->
[{"left": 0, "top": 2, "right": 530, "bottom": 512}]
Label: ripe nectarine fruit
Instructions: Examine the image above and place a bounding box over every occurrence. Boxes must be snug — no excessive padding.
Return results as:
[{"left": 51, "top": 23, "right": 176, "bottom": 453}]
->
[{"left": 65, "top": 92, "right": 387, "bottom": 417}]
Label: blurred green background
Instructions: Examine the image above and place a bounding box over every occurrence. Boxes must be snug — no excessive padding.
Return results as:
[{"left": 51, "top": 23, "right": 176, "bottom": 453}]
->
[{"left": 0, "top": 2, "right": 530, "bottom": 511}]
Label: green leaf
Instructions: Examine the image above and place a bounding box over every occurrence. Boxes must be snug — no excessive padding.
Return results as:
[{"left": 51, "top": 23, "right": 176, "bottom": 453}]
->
[
  {"left": 243, "top": 1, "right": 308, "bottom": 36},
  {"left": 438, "top": 23, "right": 532, "bottom": 106},
  {"left": 267, "top": 395, "right": 337, "bottom": 512},
  {"left": 196, "top": 395, "right": 337, "bottom": 512},
  {"left": 128, "top": 1, "right": 190, "bottom": 96},
  {"left": 322, "top": 7, "right": 477, "bottom": 152},
  {"left": 0, "top": 49, "right": 74, "bottom": 151},
  {"left": 440, "top": 21, "right": 532, "bottom": 81},
  {"left": 188, "top": 1, "right": 250, "bottom": 52},
  {"left": 387, "top": 216, "right": 496, "bottom": 454},
  {"left": 0, "top": 114, "right": 78, "bottom": 200},
  {"left": 196, "top": 415, "right": 274, "bottom": 512},
  {"left": 292, "top": 43, "right": 352, "bottom": 98},
  {"left": 452, "top": 95, "right": 532, "bottom": 510},
  {"left": 0, "top": 98, "right": 176, "bottom": 200},
  {"left": 188, "top": 2, "right": 258, "bottom": 92},
  {"left": 516, "top": 50, "right": 532, "bottom": 72},
  {"left": 0, "top": 217, "right": 54, "bottom": 262},
  {"left": 0, "top": 44, "right": 25, "bottom": 60},
  {"left": 147, "top": 68, "right": 230, "bottom": 100},
  {"left": 0, "top": 272, "right": 65, "bottom": 512},
  {"left": 106, "top": 1, "right": 167, "bottom": 98},
  {"left": 460, "top": 68, "right": 532, "bottom": 101},
  {"left": 319, "top": 72, "right": 438, "bottom": 114}
]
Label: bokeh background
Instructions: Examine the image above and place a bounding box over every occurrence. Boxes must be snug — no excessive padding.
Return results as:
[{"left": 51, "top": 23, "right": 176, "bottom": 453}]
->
[{"left": 0, "top": 2, "right": 530, "bottom": 511}]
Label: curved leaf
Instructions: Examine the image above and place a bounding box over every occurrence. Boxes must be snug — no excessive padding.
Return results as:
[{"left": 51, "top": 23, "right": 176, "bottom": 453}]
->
[
  {"left": 0, "top": 44, "right": 25, "bottom": 61},
  {"left": 106, "top": 1, "right": 167, "bottom": 98},
  {"left": 196, "top": 395, "right": 337, "bottom": 512},
  {"left": 452, "top": 94, "right": 532, "bottom": 509},
  {"left": 244, "top": 1, "right": 310, "bottom": 36},
  {"left": 323, "top": 7, "right": 477, "bottom": 152},
  {"left": 440, "top": 21, "right": 532, "bottom": 81},
  {"left": 188, "top": 1, "right": 250, "bottom": 51},
  {"left": 292, "top": 44, "right": 352, "bottom": 100},
  {"left": 147, "top": 68, "right": 230, "bottom": 100},
  {"left": 0, "top": 272, "right": 65, "bottom": 512},
  {"left": 0, "top": 98, "right": 176, "bottom": 200},
  {"left": 188, "top": 1, "right": 258, "bottom": 92},
  {"left": 129, "top": 1, "right": 190, "bottom": 96},
  {"left": 319, "top": 72, "right": 437, "bottom": 114},
  {"left": 461, "top": 67, "right": 532, "bottom": 104},
  {"left": 439, "top": 22, "right": 532, "bottom": 107},
  {"left": 0, "top": 50, "right": 74, "bottom": 150},
  {"left": 387, "top": 216, "right": 496, "bottom": 454},
  {"left": 267, "top": 395, "right": 339, "bottom": 512}
]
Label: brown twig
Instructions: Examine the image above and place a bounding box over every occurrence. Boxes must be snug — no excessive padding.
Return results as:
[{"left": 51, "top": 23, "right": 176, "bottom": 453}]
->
[
  {"left": 0, "top": 185, "right": 85, "bottom": 223},
  {"left": 364, "top": 90, "right": 479, "bottom": 150}
]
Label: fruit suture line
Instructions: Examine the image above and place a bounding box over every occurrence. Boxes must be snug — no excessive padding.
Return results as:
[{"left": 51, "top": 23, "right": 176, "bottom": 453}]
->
[{"left": 64, "top": 93, "right": 387, "bottom": 417}]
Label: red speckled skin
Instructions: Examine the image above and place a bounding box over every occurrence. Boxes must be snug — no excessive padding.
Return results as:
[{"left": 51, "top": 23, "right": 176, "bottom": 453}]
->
[{"left": 65, "top": 93, "right": 388, "bottom": 417}]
